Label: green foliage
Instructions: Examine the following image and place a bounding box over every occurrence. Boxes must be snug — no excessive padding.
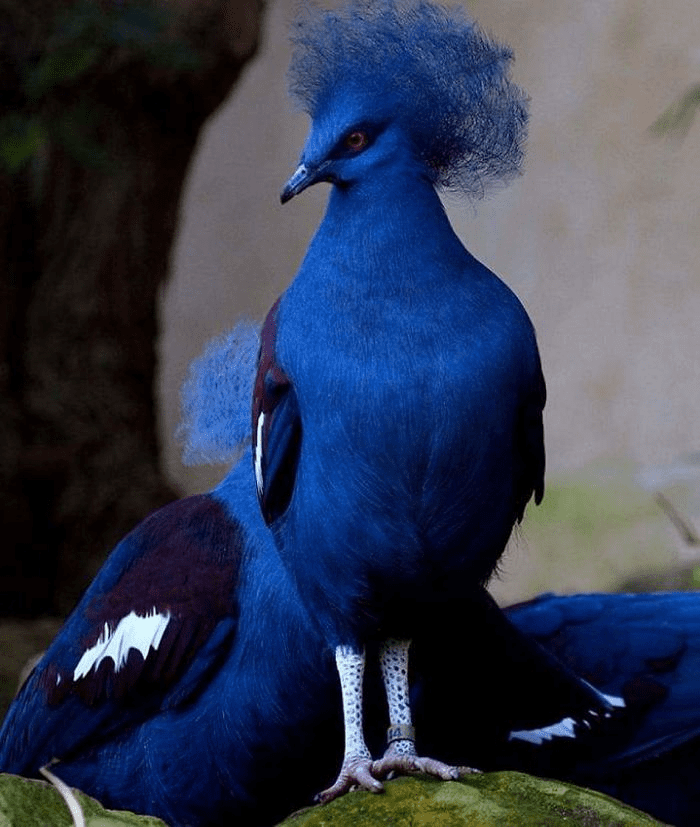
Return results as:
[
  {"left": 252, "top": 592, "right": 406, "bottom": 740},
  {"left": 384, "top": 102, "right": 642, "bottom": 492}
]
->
[
  {"left": 0, "top": 114, "right": 47, "bottom": 173},
  {"left": 525, "top": 475, "right": 656, "bottom": 535},
  {"left": 24, "top": 45, "right": 102, "bottom": 102},
  {"left": 280, "top": 773, "right": 663, "bottom": 826},
  {"left": 493, "top": 467, "right": 679, "bottom": 603},
  {"left": 650, "top": 83, "right": 700, "bottom": 137},
  {"left": 0, "top": 2, "right": 202, "bottom": 173}
]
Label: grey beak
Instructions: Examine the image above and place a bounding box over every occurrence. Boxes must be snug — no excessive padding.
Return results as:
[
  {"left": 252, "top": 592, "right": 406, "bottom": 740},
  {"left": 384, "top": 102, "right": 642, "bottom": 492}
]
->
[
  {"left": 280, "top": 164, "right": 313, "bottom": 204},
  {"left": 281, "top": 160, "right": 335, "bottom": 204}
]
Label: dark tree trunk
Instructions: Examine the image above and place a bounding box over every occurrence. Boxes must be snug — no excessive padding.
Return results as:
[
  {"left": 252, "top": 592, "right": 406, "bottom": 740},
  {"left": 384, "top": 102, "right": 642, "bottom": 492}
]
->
[{"left": 0, "top": 0, "right": 264, "bottom": 616}]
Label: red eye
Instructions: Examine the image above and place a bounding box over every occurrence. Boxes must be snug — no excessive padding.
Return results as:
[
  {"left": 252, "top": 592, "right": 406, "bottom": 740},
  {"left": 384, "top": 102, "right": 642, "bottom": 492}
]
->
[{"left": 345, "top": 131, "right": 368, "bottom": 151}]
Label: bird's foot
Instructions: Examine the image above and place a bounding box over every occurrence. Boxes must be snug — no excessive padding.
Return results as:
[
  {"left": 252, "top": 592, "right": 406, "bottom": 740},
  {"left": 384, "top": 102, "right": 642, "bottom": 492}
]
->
[
  {"left": 372, "top": 740, "right": 478, "bottom": 783},
  {"left": 372, "top": 752, "right": 463, "bottom": 781},
  {"left": 316, "top": 754, "right": 384, "bottom": 803},
  {"left": 316, "top": 744, "right": 479, "bottom": 804}
]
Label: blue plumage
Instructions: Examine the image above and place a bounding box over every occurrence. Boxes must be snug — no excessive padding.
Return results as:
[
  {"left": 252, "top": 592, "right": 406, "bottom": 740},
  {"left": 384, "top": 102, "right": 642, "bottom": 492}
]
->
[
  {"left": 3, "top": 463, "right": 700, "bottom": 826},
  {"left": 0, "top": 454, "right": 344, "bottom": 826},
  {"left": 411, "top": 591, "right": 700, "bottom": 827},
  {"left": 177, "top": 319, "right": 260, "bottom": 465},
  {"left": 0, "top": 441, "right": 604, "bottom": 825},
  {"left": 253, "top": 0, "right": 545, "bottom": 797},
  {"left": 499, "top": 592, "right": 700, "bottom": 827},
  {"left": 1, "top": 330, "right": 699, "bottom": 825}
]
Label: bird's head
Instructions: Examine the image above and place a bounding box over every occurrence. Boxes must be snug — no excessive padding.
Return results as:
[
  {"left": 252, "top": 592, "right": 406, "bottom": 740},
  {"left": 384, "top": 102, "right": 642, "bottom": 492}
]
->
[
  {"left": 282, "top": 0, "right": 528, "bottom": 204},
  {"left": 281, "top": 96, "right": 419, "bottom": 202}
]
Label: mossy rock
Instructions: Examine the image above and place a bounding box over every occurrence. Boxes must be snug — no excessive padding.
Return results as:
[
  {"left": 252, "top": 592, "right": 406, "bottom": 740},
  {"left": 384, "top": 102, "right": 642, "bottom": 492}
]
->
[
  {"left": 279, "top": 772, "right": 666, "bottom": 826},
  {"left": 0, "top": 771, "right": 666, "bottom": 826},
  {"left": 0, "top": 773, "right": 168, "bottom": 827}
]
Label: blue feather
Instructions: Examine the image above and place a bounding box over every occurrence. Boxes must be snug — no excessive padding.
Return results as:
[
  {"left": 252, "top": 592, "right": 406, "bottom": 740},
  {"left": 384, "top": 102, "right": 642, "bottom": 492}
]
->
[
  {"left": 498, "top": 591, "right": 700, "bottom": 827},
  {"left": 177, "top": 319, "right": 261, "bottom": 465},
  {"left": 256, "top": 0, "right": 544, "bottom": 650}
]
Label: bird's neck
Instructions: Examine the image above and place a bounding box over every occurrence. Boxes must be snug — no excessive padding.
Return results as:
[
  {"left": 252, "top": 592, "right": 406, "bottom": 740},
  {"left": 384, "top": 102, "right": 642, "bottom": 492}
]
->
[
  {"left": 324, "top": 171, "right": 447, "bottom": 229},
  {"left": 307, "top": 174, "right": 468, "bottom": 287}
]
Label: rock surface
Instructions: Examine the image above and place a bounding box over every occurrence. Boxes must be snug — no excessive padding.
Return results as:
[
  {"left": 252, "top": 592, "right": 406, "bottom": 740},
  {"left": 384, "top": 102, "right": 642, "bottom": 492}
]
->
[{"left": 279, "top": 773, "right": 666, "bottom": 827}]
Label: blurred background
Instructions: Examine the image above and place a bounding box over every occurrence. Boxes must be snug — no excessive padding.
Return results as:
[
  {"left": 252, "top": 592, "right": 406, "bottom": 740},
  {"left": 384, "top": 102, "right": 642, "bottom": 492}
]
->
[{"left": 1, "top": 0, "right": 699, "bottom": 712}]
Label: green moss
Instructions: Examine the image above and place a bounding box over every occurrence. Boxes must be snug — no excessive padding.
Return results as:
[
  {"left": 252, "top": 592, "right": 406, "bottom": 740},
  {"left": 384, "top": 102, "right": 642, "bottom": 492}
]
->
[
  {"left": 0, "top": 771, "right": 665, "bottom": 826},
  {"left": 279, "top": 773, "right": 664, "bottom": 826},
  {"left": 0, "top": 774, "right": 168, "bottom": 827}
]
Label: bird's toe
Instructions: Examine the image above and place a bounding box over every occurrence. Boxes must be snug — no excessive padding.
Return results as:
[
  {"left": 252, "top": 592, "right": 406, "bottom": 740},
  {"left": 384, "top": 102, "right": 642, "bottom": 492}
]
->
[
  {"left": 372, "top": 751, "right": 474, "bottom": 781},
  {"left": 315, "top": 755, "right": 384, "bottom": 804}
]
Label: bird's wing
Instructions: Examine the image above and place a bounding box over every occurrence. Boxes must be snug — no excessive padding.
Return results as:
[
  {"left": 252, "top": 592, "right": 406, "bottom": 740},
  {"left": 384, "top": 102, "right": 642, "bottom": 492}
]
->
[
  {"left": 409, "top": 587, "right": 620, "bottom": 770},
  {"left": 506, "top": 592, "right": 700, "bottom": 770},
  {"left": 252, "top": 297, "right": 302, "bottom": 525},
  {"left": 0, "top": 492, "right": 243, "bottom": 772},
  {"left": 513, "top": 360, "right": 546, "bottom": 521}
]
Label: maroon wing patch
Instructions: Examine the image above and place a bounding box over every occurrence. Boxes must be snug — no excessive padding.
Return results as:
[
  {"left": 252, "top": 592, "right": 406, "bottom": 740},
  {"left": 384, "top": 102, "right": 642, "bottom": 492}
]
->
[
  {"left": 252, "top": 297, "right": 302, "bottom": 524},
  {"left": 41, "top": 494, "right": 243, "bottom": 707}
]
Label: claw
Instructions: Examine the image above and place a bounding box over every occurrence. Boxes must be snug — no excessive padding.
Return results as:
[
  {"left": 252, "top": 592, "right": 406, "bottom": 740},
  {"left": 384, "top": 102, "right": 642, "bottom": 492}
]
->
[{"left": 316, "top": 755, "right": 384, "bottom": 803}]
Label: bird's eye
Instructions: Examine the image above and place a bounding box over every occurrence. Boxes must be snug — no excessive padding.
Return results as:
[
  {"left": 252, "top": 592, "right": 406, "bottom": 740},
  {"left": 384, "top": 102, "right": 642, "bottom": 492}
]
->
[{"left": 345, "top": 131, "right": 368, "bottom": 151}]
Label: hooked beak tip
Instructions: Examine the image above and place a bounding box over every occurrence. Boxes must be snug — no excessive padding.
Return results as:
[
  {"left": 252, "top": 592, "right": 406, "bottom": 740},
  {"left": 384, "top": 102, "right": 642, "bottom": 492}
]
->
[
  {"left": 279, "top": 187, "right": 295, "bottom": 205},
  {"left": 280, "top": 163, "right": 311, "bottom": 205}
]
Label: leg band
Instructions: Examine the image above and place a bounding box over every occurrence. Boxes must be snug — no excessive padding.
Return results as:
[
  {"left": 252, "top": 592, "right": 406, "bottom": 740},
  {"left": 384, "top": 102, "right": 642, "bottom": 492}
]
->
[{"left": 387, "top": 723, "right": 416, "bottom": 744}]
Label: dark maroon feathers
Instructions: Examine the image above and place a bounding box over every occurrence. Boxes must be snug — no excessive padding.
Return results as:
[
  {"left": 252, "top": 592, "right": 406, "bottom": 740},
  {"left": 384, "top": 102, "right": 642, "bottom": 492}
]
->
[
  {"left": 253, "top": 298, "right": 302, "bottom": 524},
  {"left": 41, "top": 494, "right": 243, "bottom": 707}
]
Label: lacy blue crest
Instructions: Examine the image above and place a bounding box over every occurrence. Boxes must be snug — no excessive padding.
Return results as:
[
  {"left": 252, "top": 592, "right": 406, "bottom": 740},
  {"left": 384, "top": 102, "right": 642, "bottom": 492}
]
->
[
  {"left": 288, "top": 0, "right": 528, "bottom": 196},
  {"left": 177, "top": 319, "right": 261, "bottom": 465}
]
